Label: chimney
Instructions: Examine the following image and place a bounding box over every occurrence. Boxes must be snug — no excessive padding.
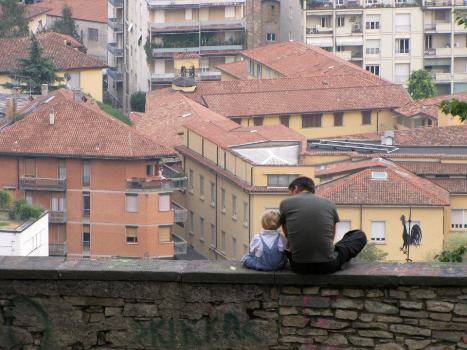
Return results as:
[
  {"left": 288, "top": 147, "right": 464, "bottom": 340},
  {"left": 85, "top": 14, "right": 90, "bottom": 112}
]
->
[
  {"left": 73, "top": 89, "right": 84, "bottom": 103},
  {"left": 5, "top": 97, "right": 16, "bottom": 122},
  {"left": 41, "top": 84, "right": 49, "bottom": 96},
  {"left": 48, "top": 111, "right": 55, "bottom": 125},
  {"left": 381, "top": 130, "right": 395, "bottom": 146}
]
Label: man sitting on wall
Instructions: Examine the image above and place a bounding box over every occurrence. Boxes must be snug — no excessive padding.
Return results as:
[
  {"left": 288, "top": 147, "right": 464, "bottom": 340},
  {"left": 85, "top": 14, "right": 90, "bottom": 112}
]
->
[{"left": 280, "top": 176, "right": 367, "bottom": 274}]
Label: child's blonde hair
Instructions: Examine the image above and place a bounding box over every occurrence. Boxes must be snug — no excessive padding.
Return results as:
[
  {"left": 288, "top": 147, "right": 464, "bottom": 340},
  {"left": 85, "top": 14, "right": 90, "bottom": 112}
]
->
[{"left": 261, "top": 210, "right": 281, "bottom": 230}]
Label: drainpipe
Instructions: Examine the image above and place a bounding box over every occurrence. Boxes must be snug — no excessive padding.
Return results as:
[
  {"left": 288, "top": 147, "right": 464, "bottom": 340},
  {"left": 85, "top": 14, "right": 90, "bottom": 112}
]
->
[{"left": 359, "top": 204, "right": 363, "bottom": 230}]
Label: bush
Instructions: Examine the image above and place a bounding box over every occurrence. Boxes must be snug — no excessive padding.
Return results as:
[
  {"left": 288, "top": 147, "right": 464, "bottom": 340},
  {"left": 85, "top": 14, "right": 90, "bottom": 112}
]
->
[
  {"left": 0, "top": 189, "right": 12, "bottom": 209},
  {"left": 435, "top": 245, "right": 466, "bottom": 263},
  {"left": 97, "top": 101, "right": 132, "bottom": 125},
  {"left": 8, "top": 199, "right": 43, "bottom": 221},
  {"left": 130, "top": 91, "right": 146, "bottom": 112},
  {"left": 354, "top": 243, "right": 388, "bottom": 262}
]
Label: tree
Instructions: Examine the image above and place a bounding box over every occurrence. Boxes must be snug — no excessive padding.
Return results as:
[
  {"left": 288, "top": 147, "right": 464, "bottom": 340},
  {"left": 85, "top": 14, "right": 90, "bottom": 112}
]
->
[
  {"left": 51, "top": 5, "right": 80, "bottom": 41},
  {"left": 10, "top": 34, "right": 62, "bottom": 94},
  {"left": 0, "top": 190, "right": 12, "bottom": 210},
  {"left": 0, "top": 0, "right": 29, "bottom": 38},
  {"left": 354, "top": 243, "right": 388, "bottom": 262},
  {"left": 407, "top": 69, "right": 437, "bottom": 100},
  {"left": 130, "top": 92, "right": 146, "bottom": 112}
]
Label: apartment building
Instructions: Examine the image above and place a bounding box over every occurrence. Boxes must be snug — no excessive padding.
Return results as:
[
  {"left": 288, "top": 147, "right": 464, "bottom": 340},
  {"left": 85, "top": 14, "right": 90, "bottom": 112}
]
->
[
  {"left": 280, "top": 0, "right": 467, "bottom": 93},
  {"left": 0, "top": 33, "right": 106, "bottom": 101},
  {"left": 0, "top": 89, "right": 186, "bottom": 258},
  {"left": 114, "top": 0, "right": 247, "bottom": 110}
]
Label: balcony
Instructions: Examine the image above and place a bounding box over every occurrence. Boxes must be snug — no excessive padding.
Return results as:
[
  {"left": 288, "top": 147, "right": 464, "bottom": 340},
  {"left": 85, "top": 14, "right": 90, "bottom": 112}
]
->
[
  {"left": 107, "top": 68, "right": 123, "bottom": 82},
  {"left": 49, "top": 243, "right": 67, "bottom": 256},
  {"left": 108, "top": 0, "right": 123, "bottom": 7},
  {"left": 19, "top": 177, "right": 66, "bottom": 192},
  {"left": 453, "top": 72, "right": 467, "bottom": 82},
  {"left": 127, "top": 177, "right": 187, "bottom": 191},
  {"left": 151, "top": 72, "right": 176, "bottom": 82},
  {"left": 147, "top": 0, "right": 245, "bottom": 9},
  {"left": 336, "top": 36, "right": 363, "bottom": 46},
  {"left": 306, "top": 0, "right": 333, "bottom": 9},
  {"left": 434, "top": 72, "right": 452, "bottom": 82},
  {"left": 172, "top": 203, "right": 188, "bottom": 224},
  {"left": 49, "top": 211, "right": 67, "bottom": 224},
  {"left": 454, "top": 47, "right": 467, "bottom": 56},
  {"left": 306, "top": 26, "right": 333, "bottom": 35},
  {"left": 108, "top": 43, "right": 124, "bottom": 57},
  {"left": 423, "top": 0, "right": 453, "bottom": 6},
  {"left": 199, "top": 70, "right": 222, "bottom": 81},
  {"left": 436, "top": 47, "right": 452, "bottom": 56},
  {"left": 306, "top": 36, "right": 333, "bottom": 47},
  {"left": 336, "top": 51, "right": 352, "bottom": 60},
  {"left": 108, "top": 18, "right": 123, "bottom": 32},
  {"left": 151, "top": 19, "right": 245, "bottom": 33}
]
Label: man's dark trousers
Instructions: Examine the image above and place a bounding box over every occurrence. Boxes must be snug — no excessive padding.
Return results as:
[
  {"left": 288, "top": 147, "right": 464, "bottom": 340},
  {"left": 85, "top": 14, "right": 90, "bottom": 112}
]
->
[{"left": 286, "top": 230, "right": 367, "bottom": 274}]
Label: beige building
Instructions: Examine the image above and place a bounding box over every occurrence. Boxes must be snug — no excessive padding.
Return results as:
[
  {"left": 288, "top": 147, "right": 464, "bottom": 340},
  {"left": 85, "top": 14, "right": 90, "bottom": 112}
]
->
[{"left": 281, "top": 0, "right": 467, "bottom": 93}]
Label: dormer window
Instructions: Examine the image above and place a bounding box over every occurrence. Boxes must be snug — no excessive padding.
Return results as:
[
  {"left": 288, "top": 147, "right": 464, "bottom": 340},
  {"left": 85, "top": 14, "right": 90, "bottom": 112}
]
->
[{"left": 371, "top": 171, "right": 388, "bottom": 180}]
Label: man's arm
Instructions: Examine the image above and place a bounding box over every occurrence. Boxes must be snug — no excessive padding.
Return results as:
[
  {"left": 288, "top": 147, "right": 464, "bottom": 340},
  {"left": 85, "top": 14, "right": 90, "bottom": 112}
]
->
[{"left": 282, "top": 223, "right": 288, "bottom": 237}]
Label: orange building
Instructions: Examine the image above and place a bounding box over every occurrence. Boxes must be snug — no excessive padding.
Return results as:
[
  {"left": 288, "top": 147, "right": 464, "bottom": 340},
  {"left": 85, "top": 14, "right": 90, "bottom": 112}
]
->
[{"left": 0, "top": 89, "right": 186, "bottom": 258}]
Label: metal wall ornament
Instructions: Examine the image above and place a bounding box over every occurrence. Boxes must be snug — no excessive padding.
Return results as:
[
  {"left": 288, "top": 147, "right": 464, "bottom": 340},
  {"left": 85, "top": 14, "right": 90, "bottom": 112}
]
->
[{"left": 400, "top": 208, "right": 423, "bottom": 262}]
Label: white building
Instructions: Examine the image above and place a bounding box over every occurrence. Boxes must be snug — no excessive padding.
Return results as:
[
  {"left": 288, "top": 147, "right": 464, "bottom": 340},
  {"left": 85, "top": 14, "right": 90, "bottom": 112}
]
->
[
  {"left": 0, "top": 213, "right": 49, "bottom": 256},
  {"left": 281, "top": 0, "right": 467, "bottom": 94}
]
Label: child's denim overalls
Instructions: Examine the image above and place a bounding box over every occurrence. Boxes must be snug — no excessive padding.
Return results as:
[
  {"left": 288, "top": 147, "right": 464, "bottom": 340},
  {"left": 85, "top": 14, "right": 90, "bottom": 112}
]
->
[{"left": 242, "top": 234, "right": 287, "bottom": 271}]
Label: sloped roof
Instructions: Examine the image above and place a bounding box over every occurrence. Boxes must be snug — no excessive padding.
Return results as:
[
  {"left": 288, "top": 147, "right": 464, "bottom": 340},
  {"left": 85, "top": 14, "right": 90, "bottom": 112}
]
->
[
  {"left": 0, "top": 89, "right": 174, "bottom": 160},
  {"left": 0, "top": 32, "right": 106, "bottom": 74},
  {"left": 395, "top": 161, "right": 467, "bottom": 176},
  {"left": 395, "top": 92, "right": 467, "bottom": 119},
  {"left": 29, "top": 0, "right": 107, "bottom": 23},
  {"left": 216, "top": 60, "right": 248, "bottom": 79},
  {"left": 316, "top": 159, "right": 450, "bottom": 206},
  {"left": 429, "top": 178, "right": 467, "bottom": 194},
  {"left": 24, "top": 6, "right": 51, "bottom": 19}
]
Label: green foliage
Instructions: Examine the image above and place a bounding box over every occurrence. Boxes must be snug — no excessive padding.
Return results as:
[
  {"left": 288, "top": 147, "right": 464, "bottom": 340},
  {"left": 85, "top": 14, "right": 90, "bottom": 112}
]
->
[
  {"left": 8, "top": 199, "right": 43, "bottom": 221},
  {"left": 11, "top": 34, "right": 63, "bottom": 94},
  {"left": 130, "top": 92, "right": 146, "bottom": 112},
  {"left": 354, "top": 243, "right": 388, "bottom": 262},
  {"left": 0, "top": 0, "right": 28, "bottom": 38},
  {"left": 51, "top": 5, "right": 80, "bottom": 41},
  {"left": 454, "top": 9, "right": 467, "bottom": 28},
  {"left": 0, "top": 190, "right": 12, "bottom": 210},
  {"left": 435, "top": 245, "right": 466, "bottom": 263},
  {"left": 407, "top": 69, "right": 437, "bottom": 100},
  {"left": 440, "top": 98, "right": 467, "bottom": 122},
  {"left": 97, "top": 101, "right": 132, "bottom": 125}
]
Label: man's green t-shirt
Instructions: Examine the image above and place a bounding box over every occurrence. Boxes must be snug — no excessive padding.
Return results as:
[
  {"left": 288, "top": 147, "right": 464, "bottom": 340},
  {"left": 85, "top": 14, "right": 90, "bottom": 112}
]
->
[{"left": 280, "top": 192, "right": 340, "bottom": 263}]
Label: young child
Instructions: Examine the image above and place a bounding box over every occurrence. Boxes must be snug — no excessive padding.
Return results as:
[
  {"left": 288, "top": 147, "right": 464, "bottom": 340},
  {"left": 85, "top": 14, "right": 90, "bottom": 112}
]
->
[{"left": 241, "top": 210, "right": 287, "bottom": 271}]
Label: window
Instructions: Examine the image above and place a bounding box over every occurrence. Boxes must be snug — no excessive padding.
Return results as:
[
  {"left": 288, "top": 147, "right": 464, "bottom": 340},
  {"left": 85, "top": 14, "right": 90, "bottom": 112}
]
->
[
  {"left": 25, "top": 191, "right": 33, "bottom": 205},
  {"left": 210, "top": 223, "right": 216, "bottom": 246},
  {"left": 366, "top": 15, "right": 380, "bottom": 30},
  {"left": 371, "top": 221, "right": 386, "bottom": 242},
  {"left": 185, "top": 8, "right": 193, "bottom": 20},
  {"left": 334, "top": 112, "right": 343, "bottom": 126},
  {"left": 336, "top": 16, "right": 344, "bottom": 27},
  {"left": 231, "top": 117, "right": 242, "bottom": 124},
  {"left": 221, "top": 188, "right": 226, "bottom": 212},
  {"left": 243, "top": 202, "right": 249, "bottom": 226},
  {"left": 256, "top": 63, "right": 262, "bottom": 78},
  {"left": 451, "top": 209, "right": 467, "bottom": 229},
  {"left": 158, "top": 193, "right": 170, "bottom": 212},
  {"left": 267, "top": 174, "right": 299, "bottom": 187},
  {"left": 335, "top": 220, "right": 351, "bottom": 242},
  {"left": 210, "top": 182, "right": 215, "bottom": 206},
  {"left": 225, "top": 5, "right": 235, "bottom": 18},
  {"left": 289, "top": 6, "right": 292, "bottom": 19},
  {"left": 189, "top": 169, "right": 194, "bottom": 192},
  {"left": 159, "top": 226, "right": 171, "bottom": 243},
  {"left": 232, "top": 237, "right": 237, "bottom": 258},
  {"left": 83, "top": 191, "right": 90, "bottom": 218},
  {"left": 126, "top": 226, "right": 138, "bottom": 244},
  {"left": 232, "top": 194, "right": 237, "bottom": 218},
  {"left": 82, "top": 225, "right": 90, "bottom": 257},
  {"left": 146, "top": 164, "right": 158, "bottom": 176},
  {"left": 302, "top": 114, "right": 322, "bottom": 128},
  {"left": 253, "top": 116, "right": 263, "bottom": 126},
  {"left": 266, "top": 33, "right": 276, "bottom": 42},
  {"left": 395, "top": 63, "right": 410, "bottom": 84},
  {"left": 51, "top": 193, "right": 66, "bottom": 212},
  {"left": 88, "top": 28, "right": 98, "bottom": 41},
  {"left": 188, "top": 210, "right": 194, "bottom": 235},
  {"left": 200, "top": 217, "right": 205, "bottom": 241},
  {"left": 395, "top": 38, "right": 410, "bottom": 54},
  {"left": 366, "top": 65, "right": 380, "bottom": 76},
  {"left": 425, "top": 34, "right": 433, "bottom": 50},
  {"left": 24, "top": 158, "right": 36, "bottom": 177},
  {"left": 221, "top": 231, "right": 226, "bottom": 252},
  {"left": 58, "top": 160, "right": 66, "bottom": 179},
  {"left": 280, "top": 115, "right": 290, "bottom": 127},
  {"left": 362, "top": 111, "right": 372, "bottom": 125},
  {"left": 199, "top": 175, "right": 205, "bottom": 198},
  {"left": 371, "top": 171, "right": 388, "bottom": 180},
  {"left": 395, "top": 13, "right": 410, "bottom": 32},
  {"left": 366, "top": 39, "right": 380, "bottom": 55},
  {"left": 83, "top": 160, "right": 90, "bottom": 187},
  {"left": 125, "top": 193, "right": 138, "bottom": 212},
  {"left": 320, "top": 17, "right": 330, "bottom": 27}
]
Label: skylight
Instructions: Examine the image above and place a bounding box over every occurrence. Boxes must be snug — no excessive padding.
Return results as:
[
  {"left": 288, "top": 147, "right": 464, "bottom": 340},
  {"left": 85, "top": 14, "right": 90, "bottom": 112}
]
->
[{"left": 371, "top": 171, "right": 388, "bottom": 180}]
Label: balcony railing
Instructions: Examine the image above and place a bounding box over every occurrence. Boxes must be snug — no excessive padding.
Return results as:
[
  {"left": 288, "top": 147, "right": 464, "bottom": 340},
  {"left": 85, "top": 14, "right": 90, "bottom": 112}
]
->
[
  {"left": 108, "top": 0, "right": 123, "bottom": 7},
  {"left": 148, "top": 0, "right": 245, "bottom": 9},
  {"left": 151, "top": 18, "right": 245, "bottom": 31},
  {"left": 151, "top": 72, "right": 176, "bottom": 82},
  {"left": 49, "top": 243, "right": 67, "bottom": 256},
  {"left": 107, "top": 68, "right": 123, "bottom": 82},
  {"left": 306, "top": 27, "right": 333, "bottom": 35},
  {"left": 172, "top": 233, "right": 188, "bottom": 256},
  {"left": 152, "top": 45, "right": 243, "bottom": 55},
  {"left": 199, "top": 70, "right": 222, "bottom": 80},
  {"left": 172, "top": 203, "right": 188, "bottom": 223},
  {"left": 127, "top": 177, "right": 187, "bottom": 191},
  {"left": 108, "top": 43, "right": 124, "bottom": 57},
  {"left": 19, "top": 177, "right": 66, "bottom": 191},
  {"left": 108, "top": 18, "right": 123, "bottom": 32},
  {"left": 49, "top": 211, "right": 67, "bottom": 224}
]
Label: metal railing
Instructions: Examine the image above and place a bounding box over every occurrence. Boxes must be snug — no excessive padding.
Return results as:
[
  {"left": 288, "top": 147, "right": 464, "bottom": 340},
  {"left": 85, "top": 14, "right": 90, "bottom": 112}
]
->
[
  {"left": 199, "top": 70, "right": 222, "bottom": 80},
  {"left": 172, "top": 233, "right": 188, "bottom": 256},
  {"left": 127, "top": 177, "right": 187, "bottom": 191},
  {"left": 151, "top": 72, "right": 176, "bottom": 81},
  {"left": 108, "top": 43, "right": 124, "bottom": 57},
  {"left": 19, "top": 177, "right": 66, "bottom": 191},
  {"left": 108, "top": 0, "right": 123, "bottom": 7},
  {"left": 151, "top": 18, "right": 245, "bottom": 30},
  {"left": 49, "top": 211, "right": 67, "bottom": 224},
  {"left": 49, "top": 243, "right": 67, "bottom": 256},
  {"left": 172, "top": 203, "right": 188, "bottom": 223},
  {"left": 108, "top": 18, "right": 124, "bottom": 32},
  {"left": 148, "top": 0, "right": 245, "bottom": 8},
  {"left": 107, "top": 68, "right": 123, "bottom": 82}
]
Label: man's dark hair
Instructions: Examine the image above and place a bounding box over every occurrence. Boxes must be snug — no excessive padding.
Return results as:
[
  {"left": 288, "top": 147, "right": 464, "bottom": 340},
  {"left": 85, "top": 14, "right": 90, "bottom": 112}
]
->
[{"left": 288, "top": 176, "right": 316, "bottom": 194}]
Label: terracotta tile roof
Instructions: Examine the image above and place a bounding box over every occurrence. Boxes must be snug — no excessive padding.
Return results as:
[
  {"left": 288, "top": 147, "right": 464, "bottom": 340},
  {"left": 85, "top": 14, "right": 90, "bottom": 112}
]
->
[
  {"left": 429, "top": 178, "right": 467, "bottom": 194},
  {"left": 394, "top": 161, "right": 467, "bottom": 176},
  {"left": 316, "top": 159, "right": 450, "bottom": 206},
  {"left": 395, "top": 92, "right": 467, "bottom": 119},
  {"left": 315, "top": 158, "right": 389, "bottom": 178},
  {"left": 0, "top": 32, "right": 106, "bottom": 74},
  {"left": 182, "top": 76, "right": 410, "bottom": 117},
  {"left": 29, "top": 0, "right": 107, "bottom": 23},
  {"left": 24, "top": 6, "right": 51, "bottom": 19},
  {"left": 216, "top": 60, "right": 248, "bottom": 79},
  {"left": 333, "top": 125, "right": 467, "bottom": 146},
  {"left": 0, "top": 89, "right": 174, "bottom": 160}
]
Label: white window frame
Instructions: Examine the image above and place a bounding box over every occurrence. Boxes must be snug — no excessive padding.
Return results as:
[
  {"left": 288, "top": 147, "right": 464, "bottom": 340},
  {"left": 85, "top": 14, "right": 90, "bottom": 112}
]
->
[
  {"left": 365, "top": 64, "right": 380, "bottom": 76},
  {"left": 158, "top": 193, "right": 171, "bottom": 212},
  {"left": 125, "top": 193, "right": 138, "bottom": 213},
  {"left": 371, "top": 221, "right": 386, "bottom": 243},
  {"left": 336, "top": 16, "right": 344, "bottom": 27},
  {"left": 232, "top": 194, "right": 237, "bottom": 219},
  {"left": 451, "top": 209, "right": 467, "bottom": 229},
  {"left": 396, "top": 38, "right": 410, "bottom": 54},
  {"left": 200, "top": 217, "right": 205, "bottom": 241},
  {"left": 266, "top": 33, "right": 276, "bottom": 42},
  {"left": 210, "top": 181, "right": 215, "bottom": 207},
  {"left": 199, "top": 175, "right": 204, "bottom": 199}
]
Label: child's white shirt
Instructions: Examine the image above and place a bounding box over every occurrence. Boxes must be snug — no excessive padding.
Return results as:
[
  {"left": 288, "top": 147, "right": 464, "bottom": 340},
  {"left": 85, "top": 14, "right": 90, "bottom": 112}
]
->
[{"left": 249, "top": 230, "right": 287, "bottom": 258}]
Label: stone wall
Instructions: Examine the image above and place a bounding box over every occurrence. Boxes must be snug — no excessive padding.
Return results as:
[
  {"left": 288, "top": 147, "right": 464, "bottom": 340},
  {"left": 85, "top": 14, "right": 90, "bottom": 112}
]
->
[{"left": 0, "top": 257, "right": 465, "bottom": 349}]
